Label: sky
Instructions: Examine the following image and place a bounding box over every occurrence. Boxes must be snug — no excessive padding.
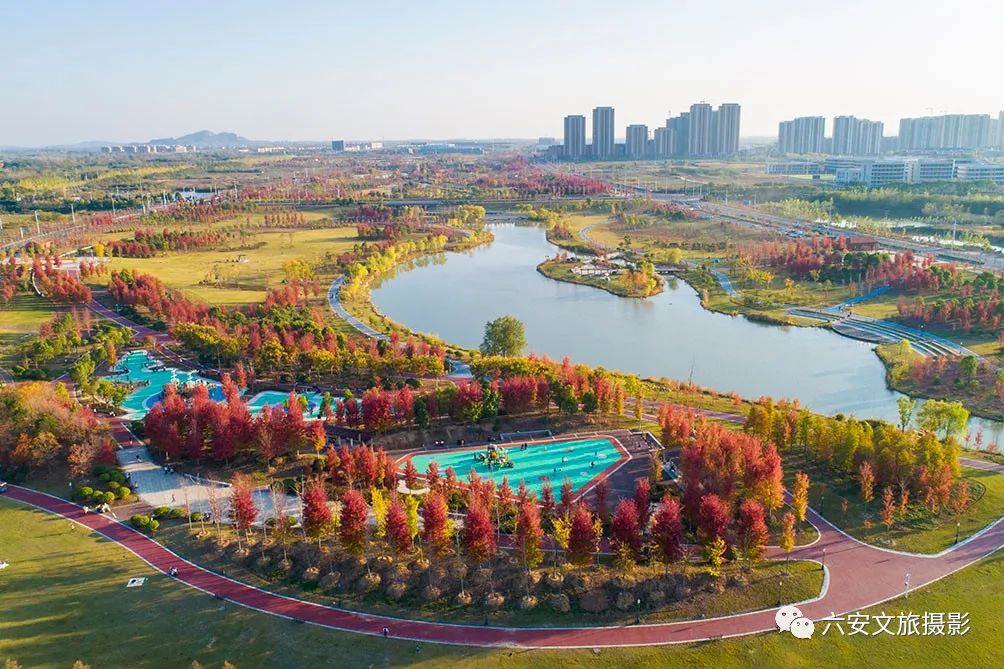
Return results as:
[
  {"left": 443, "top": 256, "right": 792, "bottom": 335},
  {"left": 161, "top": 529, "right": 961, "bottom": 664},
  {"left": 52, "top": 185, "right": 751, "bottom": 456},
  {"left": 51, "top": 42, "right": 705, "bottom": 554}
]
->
[{"left": 2, "top": 0, "right": 1003, "bottom": 146}]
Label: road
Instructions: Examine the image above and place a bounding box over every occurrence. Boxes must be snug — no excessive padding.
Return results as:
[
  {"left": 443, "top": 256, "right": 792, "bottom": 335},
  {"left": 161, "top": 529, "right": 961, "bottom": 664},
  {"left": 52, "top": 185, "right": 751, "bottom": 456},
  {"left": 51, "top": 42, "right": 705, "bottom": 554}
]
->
[
  {"left": 7, "top": 483, "right": 1004, "bottom": 648},
  {"left": 694, "top": 200, "right": 1004, "bottom": 270}
]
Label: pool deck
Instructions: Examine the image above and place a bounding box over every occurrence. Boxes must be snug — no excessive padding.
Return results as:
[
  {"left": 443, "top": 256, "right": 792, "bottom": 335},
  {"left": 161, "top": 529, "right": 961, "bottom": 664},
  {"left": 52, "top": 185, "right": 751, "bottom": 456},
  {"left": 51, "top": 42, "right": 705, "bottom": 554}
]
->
[{"left": 397, "top": 431, "right": 645, "bottom": 502}]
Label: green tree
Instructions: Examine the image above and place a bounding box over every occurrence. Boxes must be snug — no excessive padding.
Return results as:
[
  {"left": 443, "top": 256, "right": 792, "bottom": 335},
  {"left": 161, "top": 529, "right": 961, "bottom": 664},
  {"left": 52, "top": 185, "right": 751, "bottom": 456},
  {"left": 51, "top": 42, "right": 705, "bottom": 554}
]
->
[
  {"left": 479, "top": 315, "right": 526, "bottom": 357},
  {"left": 959, "top": 355, "right": 978, "bottom": 382},
  {"left": 896, "top": 396, "right": 917, "bottom": 431},
  {"left": 917, "top": 400, "right": 969, "bottom": 440},
  {"left": 414, "top": 397, "right": 429, "bottom": 428},
  {"left": 70, "top": 354, "right": 96, "bottom": 389},
  {"left": 704, "top": 536, "right": 727, "bottom": 578}
]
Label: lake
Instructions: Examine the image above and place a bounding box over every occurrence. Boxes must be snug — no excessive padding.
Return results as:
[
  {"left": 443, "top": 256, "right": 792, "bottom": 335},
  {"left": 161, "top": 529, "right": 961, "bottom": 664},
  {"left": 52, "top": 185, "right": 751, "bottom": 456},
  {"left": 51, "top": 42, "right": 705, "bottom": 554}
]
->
[{"left": 372, "top": 224, "right": 1003, "bottom": 442}]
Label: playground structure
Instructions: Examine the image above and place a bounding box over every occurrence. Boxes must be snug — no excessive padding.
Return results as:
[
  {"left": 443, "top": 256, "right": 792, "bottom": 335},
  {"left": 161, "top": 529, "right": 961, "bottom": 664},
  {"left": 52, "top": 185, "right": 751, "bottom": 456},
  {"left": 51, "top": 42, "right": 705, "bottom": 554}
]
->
[{"left": 474, "top": 443, "right": 514, "bottom": 469}]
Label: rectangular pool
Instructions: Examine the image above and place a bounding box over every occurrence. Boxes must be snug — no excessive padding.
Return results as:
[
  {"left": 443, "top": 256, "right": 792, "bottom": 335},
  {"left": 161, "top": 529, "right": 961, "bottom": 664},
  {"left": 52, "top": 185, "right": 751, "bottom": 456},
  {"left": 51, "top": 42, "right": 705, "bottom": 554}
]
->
[{"left": 405, "top": 437, "right": 624, "bottom": 498}]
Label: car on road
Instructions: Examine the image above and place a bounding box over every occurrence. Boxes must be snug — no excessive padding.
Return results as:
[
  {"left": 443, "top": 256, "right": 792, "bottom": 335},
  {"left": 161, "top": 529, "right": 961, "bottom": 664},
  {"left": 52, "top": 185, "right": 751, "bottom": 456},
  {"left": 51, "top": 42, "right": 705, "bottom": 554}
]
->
[{"left": 0, "top": 481, "right": 8, "bottom": 494}]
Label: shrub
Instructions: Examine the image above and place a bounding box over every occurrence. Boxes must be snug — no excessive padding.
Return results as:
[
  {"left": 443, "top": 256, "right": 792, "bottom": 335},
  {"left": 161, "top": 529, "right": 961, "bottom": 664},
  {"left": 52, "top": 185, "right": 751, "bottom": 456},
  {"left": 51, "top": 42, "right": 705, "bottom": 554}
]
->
[
  {"left": 169, "top": 508, "right": 186, "bottom": 519},
  {"left": 130, "top": 515, "right": 159, "bottom": 533},
  {"left": 111, "top": 471, "right": 126, "bottom": 484},
  {"left": 108, "top": 481, "right": 121, "bottom": 491},
  {"left": 90, "top": 490, "right": 106, "bottom": 503},
  {"left": 190, "top": 511, "right": 204, "bottom": 522},
  {"left": 116, "top": 486, "right": 131, "bottom": 499},
  {"left": 98, "top": 472, "right": 112, "bottom": 482},
  {"left": 152, "top": 506, "right": 171, "bottom": 518},
  {"left": 77, "top": 486, "right": 95, "bottom": 499},
  {"left": 282, "top": 478, "right": 297, "bottom": 494},
  {"left": 131, "top": 515, "right": 150, "bottom": 530},
  {"left": 103, "top": 491, "right": 116, "bottom": 504}
]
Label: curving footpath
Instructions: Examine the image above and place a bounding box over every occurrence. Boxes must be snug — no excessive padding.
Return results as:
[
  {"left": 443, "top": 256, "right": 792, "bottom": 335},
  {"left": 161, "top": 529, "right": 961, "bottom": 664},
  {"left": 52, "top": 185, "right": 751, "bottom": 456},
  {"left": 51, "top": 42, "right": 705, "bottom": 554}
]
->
[
  {"left": 89, "top": 299, "right": 172, "bottom": 346},
  {"left": 327, "top": 276, "right": 472, "bottom": 378},
  {"left": 6, "top": 484, "right": 1004, "bottom": 648}
]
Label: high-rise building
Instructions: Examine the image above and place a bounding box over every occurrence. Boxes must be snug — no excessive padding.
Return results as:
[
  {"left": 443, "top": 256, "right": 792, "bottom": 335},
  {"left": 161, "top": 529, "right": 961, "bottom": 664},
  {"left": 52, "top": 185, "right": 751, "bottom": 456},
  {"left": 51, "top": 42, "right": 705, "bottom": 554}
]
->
[
  {"left": 559, "top": 101, "right": 739, "bottom": 161},
  {"left": 654, "top": 123, "right": 677, "bottom": 158},
  {"left": 832, "top": 116, "right": 883, "bottom": 155},
  {"left": 563, "top": 115, "right": 586, "bottom": 159},
  {"left": 669, "top": 113, "right": 689, "bottom": 157},
  {"left": 713, "top": 103, "right": 741, "bottom": 157},
  {"left": 898, "top": 113, "right": 995, "bottom": 150},
  {"left": 592, "top": 106, "right": 615, "bottom": 159},
  {"left": 331, "top": 140, "right": 345, "bottom": 152},
  {"left": 626, "top": 124, "right": 649, "bottom": 159},
  {"left": 687, "top": 103, "right": 713, "bottom": 157},
  {"left": 859, "top": 120, "right": 884, "bottom": 155},
  {"left": 777, "top": 116, "right": 825, "bottom": 154}
]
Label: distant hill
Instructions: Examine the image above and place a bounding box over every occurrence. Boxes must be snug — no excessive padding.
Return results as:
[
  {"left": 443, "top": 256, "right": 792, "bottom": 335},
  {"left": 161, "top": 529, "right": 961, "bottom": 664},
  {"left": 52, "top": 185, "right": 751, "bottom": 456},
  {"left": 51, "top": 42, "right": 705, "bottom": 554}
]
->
[{"left": 148, "top": 130, "right": 251, "bottom": 148}]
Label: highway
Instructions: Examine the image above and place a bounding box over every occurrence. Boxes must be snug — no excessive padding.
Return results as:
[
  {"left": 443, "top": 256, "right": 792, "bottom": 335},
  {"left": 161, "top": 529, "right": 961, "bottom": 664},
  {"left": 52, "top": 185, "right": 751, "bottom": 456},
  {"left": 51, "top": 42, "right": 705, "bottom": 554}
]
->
[{"left": 683, "top": 198, "right": 1004, "bottom": 271}]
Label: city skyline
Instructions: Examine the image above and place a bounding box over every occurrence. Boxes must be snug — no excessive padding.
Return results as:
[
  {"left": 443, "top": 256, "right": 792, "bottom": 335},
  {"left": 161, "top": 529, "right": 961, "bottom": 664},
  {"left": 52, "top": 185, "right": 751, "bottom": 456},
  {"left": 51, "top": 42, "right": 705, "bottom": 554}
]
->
[
  {"left": 2, "top": 0, "right": 1003, "bottom": 146},
  {"left": 560, "top": 102, "right": 739, "bottom": 160}
]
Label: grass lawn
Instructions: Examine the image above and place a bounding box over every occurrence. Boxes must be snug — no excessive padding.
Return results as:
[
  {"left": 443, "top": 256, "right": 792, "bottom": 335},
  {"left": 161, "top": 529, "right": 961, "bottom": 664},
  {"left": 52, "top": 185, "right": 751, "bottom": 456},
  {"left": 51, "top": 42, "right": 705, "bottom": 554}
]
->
[
  {"left": 0, "top": 293, "right": 56, "bottom": 341},
  {"left": 561, "top": 213, "right": 609, "bottom": 236},
  {"left": 0, "top": 294, "right": 58, "bottom": 369},
  {"left": 101, "top": 227, "right": 361, "bottom": 306},
  {"left": 784, "top": 454, "right": 1004, "bottom": 554},
  {"left": 2, "top": 496, "right": 1003, "bottom": 668},
  {"left": 539, "top": 212, "right": 607, "bottom": 248},
  {"left": 578, "top": 220, "right": 622, "bottom": 249}
]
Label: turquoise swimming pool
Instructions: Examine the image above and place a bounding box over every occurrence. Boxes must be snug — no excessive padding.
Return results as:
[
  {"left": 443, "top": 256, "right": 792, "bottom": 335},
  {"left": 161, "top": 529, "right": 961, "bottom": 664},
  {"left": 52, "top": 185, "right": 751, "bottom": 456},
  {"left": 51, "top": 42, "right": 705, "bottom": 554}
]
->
[
  {"left": 110, "top": 350, "right": 221, "bottom": 417},
  {"left": 246, "top": 389, "right": 325, "bottom": 417},
  {"left": 108, "top": 350, "right": 327, "bottom": 419},
  {"left": 406, "top": 437, "right": 623, "bottom": 498}
]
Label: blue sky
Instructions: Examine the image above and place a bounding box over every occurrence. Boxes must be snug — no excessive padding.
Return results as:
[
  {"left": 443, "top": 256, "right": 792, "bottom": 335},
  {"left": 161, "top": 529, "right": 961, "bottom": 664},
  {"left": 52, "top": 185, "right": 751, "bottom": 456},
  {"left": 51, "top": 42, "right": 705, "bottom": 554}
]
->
[{"left": 2, "top": 0, "right": 1002, "bottom": 145}]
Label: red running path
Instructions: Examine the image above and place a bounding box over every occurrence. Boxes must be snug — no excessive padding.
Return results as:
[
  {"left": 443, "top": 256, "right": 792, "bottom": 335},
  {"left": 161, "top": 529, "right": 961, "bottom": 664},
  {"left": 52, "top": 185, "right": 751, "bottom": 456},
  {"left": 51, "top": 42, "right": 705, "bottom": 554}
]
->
[{"left": 6, "top": 484, "right": 1004, "bottom": 648}]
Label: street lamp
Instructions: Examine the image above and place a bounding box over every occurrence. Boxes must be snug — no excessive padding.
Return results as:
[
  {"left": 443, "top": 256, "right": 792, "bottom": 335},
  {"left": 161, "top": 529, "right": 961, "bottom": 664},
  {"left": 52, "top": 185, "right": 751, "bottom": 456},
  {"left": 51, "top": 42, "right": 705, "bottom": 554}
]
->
[
  {"left": 636, "top": 597, "right": 642, "bottom": 624},
  {"left": 821, "top": 547, "right": 826, "bottom": 571},
  {"left": 777, "top": 577, "right": 783, "bottom": 606},
  {"left": 955, "top": 521, "right": 961, "bottom": 544},
  {"left": 904, "top": 572, "right": 911, "bottom": 598}
]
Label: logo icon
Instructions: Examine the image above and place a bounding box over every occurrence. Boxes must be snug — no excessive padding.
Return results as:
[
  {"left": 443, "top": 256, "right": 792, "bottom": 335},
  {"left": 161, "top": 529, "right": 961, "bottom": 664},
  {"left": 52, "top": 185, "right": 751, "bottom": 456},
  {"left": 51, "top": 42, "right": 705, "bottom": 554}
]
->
[
  {"left": 776, "top": 605, "right": 814, "bottom": 639},
  {"left": 790, "top": 616, "right": 815, "bottom": 639},
  {"left": 775, "top": 605, "right": 802, "bottom": 632}
]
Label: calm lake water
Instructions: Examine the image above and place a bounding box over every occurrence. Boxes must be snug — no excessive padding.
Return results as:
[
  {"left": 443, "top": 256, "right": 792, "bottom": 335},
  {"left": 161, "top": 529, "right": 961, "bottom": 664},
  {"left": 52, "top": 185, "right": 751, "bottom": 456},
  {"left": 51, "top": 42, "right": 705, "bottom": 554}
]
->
[{"left": 372, "top": 224, "right": 1003, "bottom": 441}]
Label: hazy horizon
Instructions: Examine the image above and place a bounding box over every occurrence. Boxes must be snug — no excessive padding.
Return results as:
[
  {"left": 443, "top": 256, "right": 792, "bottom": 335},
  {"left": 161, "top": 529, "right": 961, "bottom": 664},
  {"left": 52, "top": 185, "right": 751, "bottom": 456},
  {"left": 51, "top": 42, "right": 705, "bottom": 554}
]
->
[{"left": 3, "top": 0, "right": 1003, "bottom": 147}]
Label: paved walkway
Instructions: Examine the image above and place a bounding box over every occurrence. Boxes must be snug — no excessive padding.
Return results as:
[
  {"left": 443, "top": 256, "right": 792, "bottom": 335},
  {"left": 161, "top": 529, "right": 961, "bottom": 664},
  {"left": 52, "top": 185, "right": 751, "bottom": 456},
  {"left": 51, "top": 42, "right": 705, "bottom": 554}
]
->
[
  {"left": 708, "top": 267, "right": 738, "bottom": 297},
  {"left": 115, "top": 443, "right": 298, "bottom": 521},
  {"left": 89, "top": 299, "right": 172, "bottom": 345},
  {"left": 327, "top": 276, "right": 472, "bottom": 379},
  {"left": 7, "top": 484, "right": 1004, "bottom": 648},
  {"left": 959, "top": 457, "right": 1004, "bottom": 474},
  {"left": 833, "top": 284, "right": 891, "bottom": 310},
  {"left": 326, "top": 278, "right": 390, "bottom": 342}
]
